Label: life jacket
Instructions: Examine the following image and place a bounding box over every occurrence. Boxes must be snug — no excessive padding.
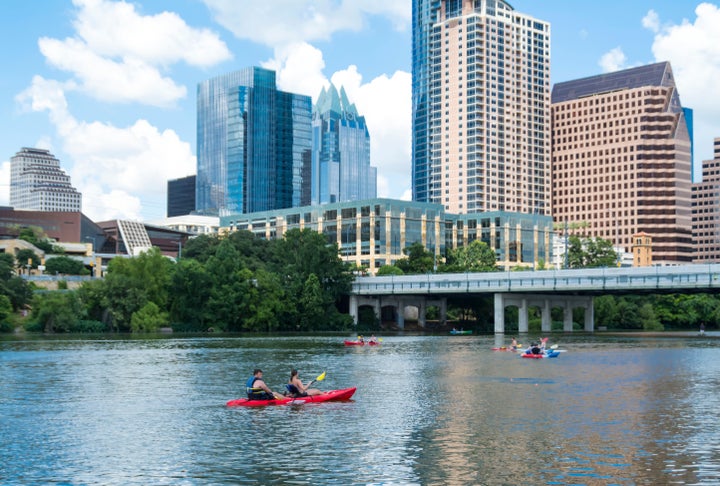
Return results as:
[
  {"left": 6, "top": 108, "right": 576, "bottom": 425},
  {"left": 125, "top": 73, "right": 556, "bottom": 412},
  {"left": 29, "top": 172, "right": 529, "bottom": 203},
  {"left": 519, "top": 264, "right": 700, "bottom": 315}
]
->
[{"left": 246, "top": 376, "right": 265, "bottom": 399}]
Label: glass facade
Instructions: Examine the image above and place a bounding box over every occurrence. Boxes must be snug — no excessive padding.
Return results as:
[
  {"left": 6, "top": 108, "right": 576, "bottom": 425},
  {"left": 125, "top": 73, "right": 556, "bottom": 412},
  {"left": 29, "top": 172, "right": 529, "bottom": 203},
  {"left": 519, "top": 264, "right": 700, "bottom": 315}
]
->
[
  {"left": 196, "top": 67, "right": 312, "bottom": 216},
  {"left": 167, "top": 175, "right": 196, "bottom": 217},
  {"left": 412, "top": 0, "right": 551, "bottom": 216},
  {"left": 220, "top": 198, "right": 553, "bottom": 272},
  {"left": 311, "top": 84, "right": 376, "bottom": 205}
]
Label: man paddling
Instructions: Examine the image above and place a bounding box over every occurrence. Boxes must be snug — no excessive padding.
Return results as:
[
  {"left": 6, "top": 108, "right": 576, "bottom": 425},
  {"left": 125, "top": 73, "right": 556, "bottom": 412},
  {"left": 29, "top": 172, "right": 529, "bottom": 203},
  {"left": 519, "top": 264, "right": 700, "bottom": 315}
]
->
[{"left": 246, "top": 369, "right": 282, "bottom": 400}]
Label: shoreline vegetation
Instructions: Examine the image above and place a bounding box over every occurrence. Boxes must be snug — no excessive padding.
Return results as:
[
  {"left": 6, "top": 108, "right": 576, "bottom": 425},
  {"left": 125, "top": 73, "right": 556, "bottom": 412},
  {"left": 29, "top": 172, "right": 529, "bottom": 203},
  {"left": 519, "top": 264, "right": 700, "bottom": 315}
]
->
[{"left": 2, "top": 230, "right": 720, "bottom": 336}]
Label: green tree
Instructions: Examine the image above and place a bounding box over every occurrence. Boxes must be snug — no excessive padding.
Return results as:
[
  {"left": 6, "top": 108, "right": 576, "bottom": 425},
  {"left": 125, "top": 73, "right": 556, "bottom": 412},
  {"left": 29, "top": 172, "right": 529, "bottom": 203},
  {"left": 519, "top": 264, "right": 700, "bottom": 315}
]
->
[
  {"left": 0, "top": 294, "right": 13, "bottom": 332},
  {"left": 181, "top": 234, "right": 221, "bottom": 264},
  {"left": 168, "top": 259, "right": 213, "bottom": 330},
  {"left": 15, "top": 248, "right": 40, "bottom": 270},
  {"left": 567, "top": 235, "right": 618, "bottom": 268},
  {"left": 131, "top": 301, "right": 168, "bottom": 333},
  {"left": 443, "top": 240, "right": 498, "bottom": 272},
  {"left": 395, "top": 242, "right": 434, "bottom": 274},
  {"left": 376, "top": 264, "right": 404, "bottom": 276},
  {"left": 31, "top": 291, "right": 85, "bottom": 333},
  {"left": 45, "top": 256, "right": 90, "bottom": 275}
]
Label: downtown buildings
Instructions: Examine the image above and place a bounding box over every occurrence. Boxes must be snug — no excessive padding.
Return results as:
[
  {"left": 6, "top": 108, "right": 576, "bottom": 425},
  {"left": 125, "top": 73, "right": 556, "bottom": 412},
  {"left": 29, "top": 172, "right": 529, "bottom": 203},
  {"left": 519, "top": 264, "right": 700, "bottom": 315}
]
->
[
  {"left": 9, "top": 147, "right": 82, "bottom": 212},
  {"left": 311, "top": 83, "right": 376, "bottom": 205},
  {"left": 693, "top": 138, "right": 720, "bottom": 262},
  {"left": 551, "top": 62, "right": 694, "bottom": 264},
  {"left": 412, "top": 0, "right": 551, "bottom": 216},
  {"left": 195, "top": 67, "right": 312, "bottom": 216}
]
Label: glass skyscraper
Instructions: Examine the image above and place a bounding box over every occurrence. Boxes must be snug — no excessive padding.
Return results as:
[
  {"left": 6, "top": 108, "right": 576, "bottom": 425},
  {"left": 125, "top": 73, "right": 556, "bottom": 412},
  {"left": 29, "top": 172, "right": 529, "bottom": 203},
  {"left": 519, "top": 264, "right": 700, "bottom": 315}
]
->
[
  {"left": 196, "top": 67, "right": 312, "bottom": 216},
  {"left": 311, "top": 83, "right": 376, "bottom": 205},
  {"left": 412, "top": 0, "right": 551, "bottom": 216}
]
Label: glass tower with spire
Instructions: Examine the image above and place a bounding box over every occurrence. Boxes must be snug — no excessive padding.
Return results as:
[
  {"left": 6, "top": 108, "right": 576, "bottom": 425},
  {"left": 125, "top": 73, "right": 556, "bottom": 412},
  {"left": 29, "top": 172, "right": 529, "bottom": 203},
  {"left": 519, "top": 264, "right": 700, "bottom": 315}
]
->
[
  {"left": 311, "top": 84, "right": 376, "bottom": 205},
  {"left": 412, "top": 0, "right": 551, "bottom": 216},
  {"left": 196, "top": 67, "right": 312, "bottom": 216}
]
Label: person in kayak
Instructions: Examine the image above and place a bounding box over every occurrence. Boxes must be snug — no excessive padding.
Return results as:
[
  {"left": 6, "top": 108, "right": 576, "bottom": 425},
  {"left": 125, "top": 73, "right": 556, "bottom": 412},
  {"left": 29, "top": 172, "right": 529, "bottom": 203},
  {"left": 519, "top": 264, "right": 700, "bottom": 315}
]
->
[
  {"left": 510, "top": 337, "right": 518, "bottom": 349},
  {"left": 286, "top": 369, "right": 322, "bottom": 397},
  {"left": 246, "top": 369, "right": 281, "bottom": 400},
  {"left": 530, "top": 342, "right": 542, "bottom": 355}
]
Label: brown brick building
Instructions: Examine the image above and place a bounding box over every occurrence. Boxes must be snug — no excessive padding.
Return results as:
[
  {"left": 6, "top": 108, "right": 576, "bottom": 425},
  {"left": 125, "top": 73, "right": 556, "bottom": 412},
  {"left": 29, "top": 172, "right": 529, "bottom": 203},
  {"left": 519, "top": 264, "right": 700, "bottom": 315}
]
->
[
  {"left": 692, "top": 138, "right": 720, "bottom": 262},
  {"left": 551, "top": 62, "right": 693, "bottom": 264}
]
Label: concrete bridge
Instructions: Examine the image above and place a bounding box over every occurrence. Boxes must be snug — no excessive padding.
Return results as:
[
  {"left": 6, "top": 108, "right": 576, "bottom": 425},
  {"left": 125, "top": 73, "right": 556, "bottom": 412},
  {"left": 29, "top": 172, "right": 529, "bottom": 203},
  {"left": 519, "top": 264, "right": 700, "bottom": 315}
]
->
[{"left": 349, "top": 264, "right": 720, "bottom": 333}]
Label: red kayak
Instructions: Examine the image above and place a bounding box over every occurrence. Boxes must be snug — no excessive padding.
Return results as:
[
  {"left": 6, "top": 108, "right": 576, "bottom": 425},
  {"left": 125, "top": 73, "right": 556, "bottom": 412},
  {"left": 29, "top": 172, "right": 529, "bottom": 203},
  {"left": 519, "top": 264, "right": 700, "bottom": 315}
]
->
[
  {"left": 343, "top": 340, "right": 379, "bottom": 346},
  {"left": 226, "top": 387, "right": 357, "bottom": 407}
]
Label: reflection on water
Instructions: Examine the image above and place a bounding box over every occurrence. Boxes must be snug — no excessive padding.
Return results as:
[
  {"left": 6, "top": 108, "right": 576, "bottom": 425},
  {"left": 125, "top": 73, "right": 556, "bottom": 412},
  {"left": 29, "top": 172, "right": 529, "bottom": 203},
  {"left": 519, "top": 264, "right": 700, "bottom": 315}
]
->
[{"left": 1, "top": 335, "right": 719, "bottom": 485}]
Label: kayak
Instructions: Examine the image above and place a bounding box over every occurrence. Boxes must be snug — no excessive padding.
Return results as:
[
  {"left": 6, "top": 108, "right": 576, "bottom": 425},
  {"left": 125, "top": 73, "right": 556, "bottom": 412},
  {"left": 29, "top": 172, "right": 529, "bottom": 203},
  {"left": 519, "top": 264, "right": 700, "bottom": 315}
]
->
[
  {"left": 491, "top": 346, "right": 521, "bottom": 351},
  {"left": 521, "top": 350, "right": 560, "bottom": 359},
  {"left": 450, "top": 330, "right": 472, "bottom": 335},
  {"left": 344, "top": 340, "right": 379, "bottom": 346},
  {"left": 227, "top": 387, "right": 357, "bottom": 407}
]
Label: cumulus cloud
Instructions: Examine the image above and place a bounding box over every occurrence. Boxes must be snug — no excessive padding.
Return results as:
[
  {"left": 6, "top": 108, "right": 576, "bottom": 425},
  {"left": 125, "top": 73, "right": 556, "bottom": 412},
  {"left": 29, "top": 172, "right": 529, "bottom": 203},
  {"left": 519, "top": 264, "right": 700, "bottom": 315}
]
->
[
  {"left": 202, "top": 0, "right": 410, "bottom": 46},
  {"left": 39, "top": 0, "right": 231, "bottom": 106},
  {"left": 598, "top": 47, "right": 627, "bottom": 72},
  {"left": 265, "top": 44, "right": 412, "bottom": 200},
  {"left": 642, "top": 9, "right": 661, "bottom": 33},
  {"left": 645, "top": 3, "right": 720, "bottom": 168},
  {"left": 16, "top": 76, "right": 196, "bottom": 221}
]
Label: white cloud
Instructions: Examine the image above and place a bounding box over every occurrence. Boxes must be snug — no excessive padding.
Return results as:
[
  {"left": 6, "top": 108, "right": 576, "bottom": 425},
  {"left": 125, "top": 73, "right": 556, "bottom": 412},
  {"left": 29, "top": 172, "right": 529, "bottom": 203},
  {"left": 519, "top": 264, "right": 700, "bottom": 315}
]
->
[
  {"left": 265, "top": 45, "right": 412, "bottom": 200},
  {"left": 642, "top": 10, "right": 661, "bottom": 33},
  {"left": 202, "top": 0, "right": 409, "bottom": 46},
  {"left": 38, "top": 0, "right": 231, "bottom": 106},
  {"left": 16, "top": 76, "right": 195, "bottom": 221},
  {"left": 646, "top": 2, "right": 720, "bottom": 169},
  {"left": 598, "top": 47, "right": 627, "bottom": 72}
]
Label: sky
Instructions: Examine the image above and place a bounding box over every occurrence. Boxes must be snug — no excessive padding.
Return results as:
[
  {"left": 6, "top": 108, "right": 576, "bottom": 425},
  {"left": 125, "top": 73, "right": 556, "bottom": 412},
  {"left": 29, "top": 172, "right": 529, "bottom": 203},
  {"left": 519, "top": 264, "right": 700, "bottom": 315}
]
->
[{"left": 0, "top": 0, "right": 718, "bottom": 222}]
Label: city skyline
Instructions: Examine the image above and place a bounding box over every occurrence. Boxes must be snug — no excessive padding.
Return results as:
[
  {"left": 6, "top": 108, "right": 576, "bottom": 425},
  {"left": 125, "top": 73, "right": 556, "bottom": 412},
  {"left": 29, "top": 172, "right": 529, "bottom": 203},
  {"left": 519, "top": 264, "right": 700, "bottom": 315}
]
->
[{"left": 0, "top": 0, "right": 718, "bottom": 221}]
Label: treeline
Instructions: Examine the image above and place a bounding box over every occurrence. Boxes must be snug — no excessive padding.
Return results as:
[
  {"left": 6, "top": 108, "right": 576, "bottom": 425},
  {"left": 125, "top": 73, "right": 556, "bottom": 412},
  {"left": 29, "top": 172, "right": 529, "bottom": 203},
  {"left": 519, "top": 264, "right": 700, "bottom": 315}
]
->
[{"left": 20, "top": 229, "right": 355, "bottom": 333}]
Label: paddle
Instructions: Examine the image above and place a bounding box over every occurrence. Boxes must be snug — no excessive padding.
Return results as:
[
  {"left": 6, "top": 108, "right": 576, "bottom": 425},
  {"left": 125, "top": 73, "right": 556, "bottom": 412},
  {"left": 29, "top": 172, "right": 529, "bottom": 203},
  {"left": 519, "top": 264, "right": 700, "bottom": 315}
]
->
[{"left": 550, "top": 344, "right": 558, "bottom": 350}]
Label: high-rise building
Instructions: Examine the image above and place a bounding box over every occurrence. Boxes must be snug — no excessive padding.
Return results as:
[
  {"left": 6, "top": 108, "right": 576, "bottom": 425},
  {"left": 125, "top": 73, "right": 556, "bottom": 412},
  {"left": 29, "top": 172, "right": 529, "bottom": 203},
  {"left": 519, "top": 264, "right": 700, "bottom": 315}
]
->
[
  {"left": 692, "top": 138, "right": 720, "bottom": 262},
  {"left": 167, "top": 175, "right": 196, "bottom": 217},
  {"left": 412, "top": 0, "right": 551, "bottom": 215},
  {"left": 552, "top": 61, "right": 694, "bottom": 264},
  {"left": 9, "top": 147, "right": 82, "bottom": 212},
  {"left": 311, "top": 83, "right": 376, "bottom": 205},
  {"left": 196, "top": 67, "right": 312, "bottom": 216}
]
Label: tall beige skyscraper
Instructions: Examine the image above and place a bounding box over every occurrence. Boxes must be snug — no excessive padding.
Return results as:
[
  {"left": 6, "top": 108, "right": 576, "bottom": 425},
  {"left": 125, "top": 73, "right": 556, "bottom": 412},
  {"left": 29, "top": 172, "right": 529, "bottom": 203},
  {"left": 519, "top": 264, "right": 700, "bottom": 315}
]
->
[
  {"left": 552, "top": 62, "right": 694, "bottom": 264},
  {"left": 692, "top": 138, "right": 720, "bottom": 262},
  {"left": 10, "top": 147, "right": 82, "bottom": 212},
  {"left": 412, "top": 0, "right": 551, "bottom": 215}
]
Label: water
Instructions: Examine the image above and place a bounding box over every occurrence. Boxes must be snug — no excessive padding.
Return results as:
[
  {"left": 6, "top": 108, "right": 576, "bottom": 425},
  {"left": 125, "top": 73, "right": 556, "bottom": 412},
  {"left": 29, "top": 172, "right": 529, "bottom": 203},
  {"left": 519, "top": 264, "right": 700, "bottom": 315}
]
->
[{"left": 1, "top": 334, "right": 719, "bottom": 485}]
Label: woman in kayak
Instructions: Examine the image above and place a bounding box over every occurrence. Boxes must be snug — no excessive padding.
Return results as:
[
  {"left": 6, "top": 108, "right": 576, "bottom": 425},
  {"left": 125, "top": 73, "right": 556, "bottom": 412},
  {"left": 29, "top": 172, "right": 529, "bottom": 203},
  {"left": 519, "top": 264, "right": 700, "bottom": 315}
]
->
[
  {"left": 246, "top": 369, "right": 282, "bottom": 400},
  {"left": 287, "top": 369, "right": 323, "bottom": 397}
]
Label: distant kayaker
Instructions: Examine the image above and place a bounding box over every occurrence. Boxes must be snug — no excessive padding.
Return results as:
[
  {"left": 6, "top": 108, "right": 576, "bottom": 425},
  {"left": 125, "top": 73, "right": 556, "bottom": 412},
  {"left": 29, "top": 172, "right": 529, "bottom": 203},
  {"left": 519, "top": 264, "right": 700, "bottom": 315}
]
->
[
  {"left": 369, "top": 334, "right": 379, "bottom": 343},
  {"left": 246, "top": 369, "right": 281, "bottom": 400},
  {"left": 510, "top": 337, "right": 518, "bottom": 349},
  {"left": 287, "top": 369, "right": 322, "bottom": 397},
  {"left": 700, "top": 324, "right": 705, "bottom": 336}
]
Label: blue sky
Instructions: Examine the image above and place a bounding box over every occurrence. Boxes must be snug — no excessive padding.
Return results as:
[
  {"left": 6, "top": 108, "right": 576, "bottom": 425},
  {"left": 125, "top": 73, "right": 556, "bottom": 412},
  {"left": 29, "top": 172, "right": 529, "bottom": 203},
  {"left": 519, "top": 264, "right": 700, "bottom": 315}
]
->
[{"left": 1, "top": 0, "right": 718, "bottom": 221}]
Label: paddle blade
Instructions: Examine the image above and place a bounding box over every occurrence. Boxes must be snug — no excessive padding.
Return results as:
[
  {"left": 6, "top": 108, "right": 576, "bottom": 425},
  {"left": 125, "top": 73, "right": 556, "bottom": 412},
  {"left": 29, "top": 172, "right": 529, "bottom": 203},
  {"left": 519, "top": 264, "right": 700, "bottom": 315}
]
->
[
  {"left": 550, "top": 344, "right": 559, "bottom": 349},
  {"left": 316, "top": 371, "right": 326, "bottom": 382}
]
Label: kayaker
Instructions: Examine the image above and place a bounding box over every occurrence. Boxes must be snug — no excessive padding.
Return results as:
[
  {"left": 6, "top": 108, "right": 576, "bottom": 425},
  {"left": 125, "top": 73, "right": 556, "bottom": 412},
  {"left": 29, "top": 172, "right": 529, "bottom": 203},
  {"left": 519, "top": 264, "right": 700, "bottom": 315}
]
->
[
  {"left": 510, "top": 337, "right": 518, "bottom": 349},
  {"left": 287, "top": 369, "right": 322, "bottom": 397},
  {"left": 369, "top": 334, "right": 378, "bottom": 343},
  {"left": 530, "top": 342, "right": 542, "bottom": 355},
  {"left": 246, "top": 369, "right": 281, "bottom": 400}
]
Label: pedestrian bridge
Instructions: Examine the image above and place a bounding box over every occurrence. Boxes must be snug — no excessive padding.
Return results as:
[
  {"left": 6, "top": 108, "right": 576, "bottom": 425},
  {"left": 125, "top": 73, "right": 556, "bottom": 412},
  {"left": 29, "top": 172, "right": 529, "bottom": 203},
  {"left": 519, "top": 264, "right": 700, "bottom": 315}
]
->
[{"left": 349, "top": 264, "right": 720, "bottom": 333}]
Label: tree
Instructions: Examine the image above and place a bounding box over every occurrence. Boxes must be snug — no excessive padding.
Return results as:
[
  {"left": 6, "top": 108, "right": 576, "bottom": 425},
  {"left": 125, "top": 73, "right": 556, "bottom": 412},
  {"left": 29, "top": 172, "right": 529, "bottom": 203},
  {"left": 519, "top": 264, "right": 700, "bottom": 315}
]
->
[
  {"left": 395, "top": 242, "right": 434, "bottom": 274},
  {"left": 376, "top": 264, "right": 404, "bottom": 276},
  {"left": 31, "top": 291, "right": 85, "bottom": 333},
  {"left": 168, "top": 259, "right": 213, "bottom": 330},
  {"left": 131, "top": 302, "right": 168, "bottom": 333},
  {"left": 567, "top": 235, "right": 618, "bottom": 268},
  {"left": 15, "top": 249, "right": 40, "bottom": 270},
  {"left": 443, "top": 240, "right": 497, "bottom": 273},
  {"left": 45, "top": 256, "right": 90, "bottom": 276}
]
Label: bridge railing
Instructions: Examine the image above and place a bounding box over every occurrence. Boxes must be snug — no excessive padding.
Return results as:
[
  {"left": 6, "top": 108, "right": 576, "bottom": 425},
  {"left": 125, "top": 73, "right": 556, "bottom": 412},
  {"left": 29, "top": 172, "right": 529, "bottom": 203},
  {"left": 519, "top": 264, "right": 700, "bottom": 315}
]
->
[{"left": 352, "top": 264, "right": 720, "bottom": 295}]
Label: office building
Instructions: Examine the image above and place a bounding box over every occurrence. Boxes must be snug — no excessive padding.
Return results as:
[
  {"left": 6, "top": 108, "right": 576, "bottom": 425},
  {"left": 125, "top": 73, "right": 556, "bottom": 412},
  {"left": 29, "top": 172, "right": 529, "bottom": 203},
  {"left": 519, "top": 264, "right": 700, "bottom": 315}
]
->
[
  {"left": 692, "top": 138, "right": 720, "bottom": 262},
  {"left": 552, "top": 61, "right": 694, "bottom": 264},
  {"left": 311, "top": 83, "right": 376, "bottom": 204},
  {"left": 412, "top": 0, "right": 551, "bottom": 215},
  {"left": 196, "top": 67, "right": 312, "bottom": 216},
  {"left": 167, "top": 175, "right": 196, "bottom": 217},
  {"left": 220, "top": 199, "right": 553, "bottom": 273},
  {"left": 9, "top": 147, "right": 82, "bottom": 212}
]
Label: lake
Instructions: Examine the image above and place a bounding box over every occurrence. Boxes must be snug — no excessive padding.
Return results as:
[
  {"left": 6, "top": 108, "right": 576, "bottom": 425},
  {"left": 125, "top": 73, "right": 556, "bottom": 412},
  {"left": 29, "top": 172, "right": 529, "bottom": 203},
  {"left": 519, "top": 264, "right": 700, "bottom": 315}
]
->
[{"left": 1, "top": 333, "right": 719, "bottom": 485}]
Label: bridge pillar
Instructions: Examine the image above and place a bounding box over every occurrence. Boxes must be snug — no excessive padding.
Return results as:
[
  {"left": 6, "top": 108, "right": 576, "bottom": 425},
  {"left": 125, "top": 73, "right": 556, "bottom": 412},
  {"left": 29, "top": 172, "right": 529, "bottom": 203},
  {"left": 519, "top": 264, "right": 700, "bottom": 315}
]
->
[
  {"left": 494, "top": 293, "right": 505, "bottom": 334},
  {"left": 418, "top": 299, "right": 427, "bottom": 328},
  {"left": 518, "top": 298, "right": 529, "bottom": 333},
  {"left": 350, "top": 295, "right": 359, "bottom": 326},
  {"left": 584, "top": 300, "right": 594, "bottom": 332},
  {"left": 396, "top": 301, "right": 405, "bottom": 329},
  {"left": 440, "top": 299, "right": 447, "bottom": 326},
  {"left": 541, "top": 300, "right": 551, "bottom": 332},
  {"left": 563, "top": 303, "right": 573, "bottom": 332}
]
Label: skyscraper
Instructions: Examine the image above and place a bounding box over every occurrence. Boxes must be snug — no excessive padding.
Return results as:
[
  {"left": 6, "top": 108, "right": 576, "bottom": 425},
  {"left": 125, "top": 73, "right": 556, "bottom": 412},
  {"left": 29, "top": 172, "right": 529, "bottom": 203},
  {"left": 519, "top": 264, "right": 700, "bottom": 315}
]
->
[
  {"left": 552, "top": 62, "right": 694, "bottom": 264},
  {"left": 412, "top": 0, "right": 551, "bottom": 215},
  {"left": 311, "top": 83, "right": 376, "bottom": 205},
  {"left": 692, "top": 138, "right": 720, "bottom": 262},
  {"left": 167, "top": 175, "right": 196, "bottom": 217},
  {"left": 196, "top": 67, "right": 312, "bottom": 216},
  {"left": 9, "top": 147, "right": 82, "bottom": 212}
]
